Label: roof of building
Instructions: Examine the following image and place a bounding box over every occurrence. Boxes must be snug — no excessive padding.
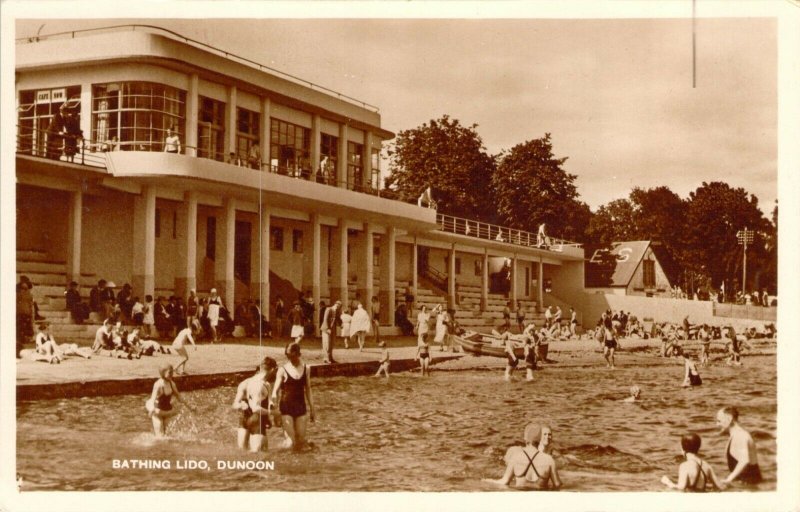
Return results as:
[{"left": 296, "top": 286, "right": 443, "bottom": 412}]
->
[{"left": 584, "top": 240, "right": 651, "bottom": 288}]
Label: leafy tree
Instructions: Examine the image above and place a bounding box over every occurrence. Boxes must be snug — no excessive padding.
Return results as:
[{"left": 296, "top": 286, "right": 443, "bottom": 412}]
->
[
  {"left": 585, "top": 198, "right": 637, "bottom": 245},
  {"left": 683, "top": 182, "right": 772, "bottom": 292},
  {"left": 491, "top": 134, "right": 588, "bottom": 241},
  {"left": 384, "top": 115, "right": 496, "bottom": 220}
]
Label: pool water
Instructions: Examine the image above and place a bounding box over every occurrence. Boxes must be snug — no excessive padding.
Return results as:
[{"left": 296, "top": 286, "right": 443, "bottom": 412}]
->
[{"left": 17, "top": 356, "right": 776, "bottom": 491}]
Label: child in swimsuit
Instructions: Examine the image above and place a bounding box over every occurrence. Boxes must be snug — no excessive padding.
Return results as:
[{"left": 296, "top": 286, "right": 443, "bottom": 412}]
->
[
  {"left": 661, "top": 433, "right": 724, "bottom": 492},
  {"left": 374, "top": 341, "right": 390, "bottom": 379},
  {"left": 415, "top": 338, "right": 431, "bottom": 377}
]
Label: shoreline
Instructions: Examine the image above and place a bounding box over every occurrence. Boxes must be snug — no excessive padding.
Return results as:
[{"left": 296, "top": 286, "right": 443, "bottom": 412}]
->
[{"left": 16, "top": 336, "right": 776, "bottom": 401}]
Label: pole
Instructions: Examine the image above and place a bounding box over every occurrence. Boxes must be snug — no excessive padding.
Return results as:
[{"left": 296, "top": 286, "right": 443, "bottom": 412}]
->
[{"left": 742, "top": 227, "right": 747, "bottom": 295}]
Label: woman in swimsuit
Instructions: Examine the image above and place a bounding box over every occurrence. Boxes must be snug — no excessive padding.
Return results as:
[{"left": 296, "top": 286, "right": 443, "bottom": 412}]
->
[
  {"left": 415, "top": 335, "right": 431, "bottom": 377},
  {"left": 661, "top": 433, "right": 724, "bottom": 491},
  {"left": 678, "top": 349, "right": 702, "bottom": 387},
  {"left": 503, "top": 331, "right": 519, "bottom": 382},
  {"left": 523, "top": 334, "right": 537, "bottom": 381},
  {"left": 272, "top": 342, "right": 315, "bottom": 451},
  {"left": 146, "top": 363, "right": 192, "bottom": 437},
  {"left": 484, "top": 423, "right": 561, "bottom": 490}
]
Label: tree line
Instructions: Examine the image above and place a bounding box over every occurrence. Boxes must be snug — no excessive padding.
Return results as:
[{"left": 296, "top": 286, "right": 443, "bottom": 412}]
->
[{"left": 382, "top": 115, "right": 777, "bottom": 295}]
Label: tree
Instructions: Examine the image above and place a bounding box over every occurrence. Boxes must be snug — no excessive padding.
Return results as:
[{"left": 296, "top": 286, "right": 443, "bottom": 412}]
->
[
  {"left": 491, "top": 134, "right": 588, "bottom": 241},
  {"left": 585, "top": 198, "right": 637, "bottom": 245},
  {"left": 683, "top": 182, "right": 772, "bottom": 292},
  {"left": 384, "top": 115, "right": 496, "bottom": 221}
]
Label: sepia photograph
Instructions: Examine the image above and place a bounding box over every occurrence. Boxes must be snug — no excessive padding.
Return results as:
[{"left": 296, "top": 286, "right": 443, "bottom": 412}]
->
[{"left": 2, "top": 1, "right": 799, "bottom": 511}]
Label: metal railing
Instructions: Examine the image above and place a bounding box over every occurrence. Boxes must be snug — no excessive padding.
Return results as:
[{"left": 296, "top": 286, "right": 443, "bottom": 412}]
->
[
  {"left": 16, "top": 24, "right": 380, "bottom": 113},
  {"left": 436, "top": 213, "right": 582, "bottom": 251},
  {"left": 16, "top": 125, "right": 108, "bottom": 168},
  {"left": 420, "top": 262, "right": 449, "bottom": 292}
]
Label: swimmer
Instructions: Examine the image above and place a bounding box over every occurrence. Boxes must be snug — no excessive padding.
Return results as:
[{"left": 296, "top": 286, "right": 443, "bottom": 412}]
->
[
  {"left": 679, "top": 349, "right": 702, "bottom": 387},
  {"left": 697, "top": 324, "right": 711, "bottom": 365},
  {"left": 602, "top": 325, "right": 617, "bottom": 368},
  {"left": 523, "top": 335, "right": 537, "bottom": 381},
  {"left": 502, "top": 331, "right": 519, "bottom": 382},
  {"left": 232, "top": 357, "right": 278, "bottom": 452},
  {"left": 716, "top": 407, "right": 762, "bottom": 486},
  {"left": 724, "top": 327, "right": 743, "bottom": 366},
  {"left": 146, "top": 363, "right": 192, "bottom": 437},
  {"left": 483, "top": 423, "right": 561, "bottom": 490},
  {"left": 172, "top": 325, "right": 197, "bottom": 375},
  {"left": 272, "top": 342, "right": 315, "bottom": 451},
  {"left": 661, "top": 433, "right": 724, "bottom": 492},
  {"left": 415, "top": 336, "right": 431, "bottom": 377},
  {"left": 623, "top": 385, "right": 641, "bottom": 403},
  {"left": 374, "top": 341, "right": 390, "bottom": 379}
]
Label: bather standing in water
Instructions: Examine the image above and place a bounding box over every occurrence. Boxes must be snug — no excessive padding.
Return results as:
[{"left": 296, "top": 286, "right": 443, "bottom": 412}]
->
[
  {"left": 232, "top": 357, "right": 278, "bottom": 452},
  {"left": 503, "top": 331, "right": 519, "bottom": 382},
  {"left": 272, "top": 342, "right": 315, "bottom": 451},
  {"left": 679, "top": 349, "right": 702, "bottom": 387},
  {"left": 716, "top": 407, "right": 762, "bottom": 486},
  {"left": 484, "top": 423, "right": 561, "bottom": 490},
  {"left": 661, "top": 433, "right": 724, "bottom": 491},
  {"left": 146, "top": 363, "right": 193, "bottom": 437},
  {"left": 623, "top": 385, "right": 641, "bottom": 403}
]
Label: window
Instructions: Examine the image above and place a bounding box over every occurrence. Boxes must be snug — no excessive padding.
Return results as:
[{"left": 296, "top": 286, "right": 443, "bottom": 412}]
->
[
  {"left": 155, "top": 209, "right": 161, "bottom": 238},
  {"left": 347, "top": 141, "right": 364, "bottom": 190},
  {"left": 92, "top": 82, "right": 185, "bottom": 152},
  {"left": 235, "top": 221, "right": 252, "bottom": 283},
  {"left": 198, "top": 96, "right": 225, "bottom": 161},
  {"left": 455, "top": 257, "right": 462, "bottom": 275},
  {"left": 270, "top": 118, "right": 311, "bottom": 177},
  {"left": 292, "top": 229, "right": 303, "bottom": 253},
  {"left": 206, "top": 217, "right": 216, "bottom": 260},
  {"left": 319, "top": 133, "right": 339, "bottom": 185},
  {"left": 643, "top": 258, "right": 656, "bottom": 288},
  {"left": 18, "top": 86, "right": 82, "bottom": 157},
  {"left": 373, "top": 246, "right": 380, "bottom": 267},
  {"left": 371, "top": 147, "right": 381, "bottom": 190},
  {"left": 270, "top": 227, "right": 284, "bottom": 251},
  {"left": 474, "top": 259, "right": 483, "bottom": 276},
  {"left": 236, "top": 107, "right": 260, "bottom": 167}
]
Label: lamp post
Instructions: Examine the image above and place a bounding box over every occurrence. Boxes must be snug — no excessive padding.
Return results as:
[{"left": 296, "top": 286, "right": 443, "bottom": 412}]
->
[{"left": 736, "top": 227, "right": 754, "bottom": 295}]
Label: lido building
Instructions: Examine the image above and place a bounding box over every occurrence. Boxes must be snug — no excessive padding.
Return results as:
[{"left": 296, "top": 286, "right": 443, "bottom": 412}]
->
[{"left": 15, "top": 25, "right": 586, "bottom": 339}]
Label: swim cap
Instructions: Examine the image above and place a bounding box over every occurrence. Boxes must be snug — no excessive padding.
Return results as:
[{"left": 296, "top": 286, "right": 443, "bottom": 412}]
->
[
  {"left": 630, "top": 385, "right": 641, "bottom": 396},
  {"left": 524, "top": 423, "right": 542, "bottom": 444},
  {"left": 158, "top": 363, "right": 173, "bottom": 379}
]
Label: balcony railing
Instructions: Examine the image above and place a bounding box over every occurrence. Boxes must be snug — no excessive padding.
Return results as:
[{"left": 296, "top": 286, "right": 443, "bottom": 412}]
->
[
  {"left": 16, "top": 126, "right": 385, "bottom": 197},
  {"left": 436, "top": 213, "right": 582, "bottom": 251}
]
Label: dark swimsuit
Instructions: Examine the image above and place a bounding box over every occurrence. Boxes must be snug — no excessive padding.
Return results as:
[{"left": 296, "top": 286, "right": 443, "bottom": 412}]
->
[
  {"left": 157, "top": 384, "right": 173, "bottom": 412},
  {"left": 242, "top": 395, "right": 272, "bottom": 435},
  {"left": 525, "top": 347, "right": 537, "bottom": 369},
  {"left": 279, "top": 364, "right": 308, "bottom": 418},
  {"left": 514, "top": 449, "right": 541, "bottom": 485},
  {"left": 419, "top": 345, "right": 430, "bottom": 360},
  {"left": 726, "top": 440, "right": 762, "bottom": 485},
  {"left": 507, "top": 351, "right": 518, "bottom": 367},
  {"left": 686, "top": 459, "right": 708, "bottom": 492},
  {"left": 688, "top": 371, "right": 702, "bottom": 386}
]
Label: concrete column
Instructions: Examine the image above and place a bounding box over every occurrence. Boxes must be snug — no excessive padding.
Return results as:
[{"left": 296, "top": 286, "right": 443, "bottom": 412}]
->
[
  {"left": 378, "top": 226, "right": 396, "bottom": 325},
  {"left": 311, "top": 213, "right": 322, "bottom": 334},
  {"left": 537, "top": 257, "right": 544, "bottom": 312},
  {"left": 132, "top": 187, "right": 156, "bottom": 299},
  {"left": 175, "top": 190, "right": 198, "bottom": 298},
  {"left": 186, "top": 73, "right": 199, "bottom": 157},
  {"left": 225, "top": 85, "right": 237, "bottom": 158},
  {"left": 448, "top": 244, "right": 457, "bottom": 308},
  {"left": 311, "top": 114, "right": 321, "bottom": 180},
  {"left": 79, "top": 83, "right": 92, "bottom": 146},
  {"left": 215, "top": 198, "right": 236, "bottom": 317},
  {"left": 66, "top": 191, "right": 82, "bottom": 284},
  {"left": 329, "top": 220, "right": 349, "bottom": 303},
  {"left": 260, "top": 97, "right": 272, "bottom": 171},
  {"left": 412, "top": 238, "right": 419, "bottom": 298},
  {"left": 338, "top": 123, "right": 348, "bottom": 188},
  {"left": 363, "top": 131, "right": 373, "bottom": 190},
  {"left": 258, "top": 202, "right": 271, "bottom": 319},
  {"left": 510, "top": 255, "right": 518, "bottom": 304},
  {"left": 356, "top": 223, "right": 374, "bottom": 310},
  {"left": 481, "top": 249, "right": 489, "bottom": 311}
]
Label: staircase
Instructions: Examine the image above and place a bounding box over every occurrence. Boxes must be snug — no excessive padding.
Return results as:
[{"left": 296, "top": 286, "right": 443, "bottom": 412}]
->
[
  {"left": 452, "top": 283, "right": 546, "bottom": 333},
  {"left": 17, "top": 250, "right": 101, "bottom": 344}
]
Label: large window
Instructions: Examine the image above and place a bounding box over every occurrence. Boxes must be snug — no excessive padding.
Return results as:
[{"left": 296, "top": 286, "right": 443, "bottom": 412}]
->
[
  {"left": 92, "top": 82, "right": 185, "bottom": 152},
  {"left": 236, "top": 107, "right": 260, "bottom": 168},
  {"left": 643, "top": 258, "right": 656, "bottom": 288},
  {"left": 347, "top": 141, "right": 364, "bottom": 190},
  {"left": 198, "top": 96, "right": 225, "bottom": 161},
  {"left": 370, "top": 147, "right": 381, "bottom": 190},
  {"left": 18, "top": 86, "right": 81, "bottom": 157},
  {"left": 270, "top": 118, "right": 311, "bottom": 178},
  {"left": 319, "top": 133, "right": 339, "bottom": 185}
]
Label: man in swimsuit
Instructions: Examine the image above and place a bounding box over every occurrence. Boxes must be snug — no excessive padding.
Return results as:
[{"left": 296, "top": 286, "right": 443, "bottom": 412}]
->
[
  {"left": 232, "top": 357, "right": 277, "bottom": 452},
  {"left": 716, "top": 407, "right": 762, "bottom": 486},
  {"left": 484, "top": 423, "right": 561, "bottom": 489},
  {"left": 661, "top": 433, "right": 724, "bottom": 491},
  {"left": 603, "top": 322, "right": 617, "bottom": 369},
  {"left": 503, "top": 331, "right": 519, "bottom": 382}
]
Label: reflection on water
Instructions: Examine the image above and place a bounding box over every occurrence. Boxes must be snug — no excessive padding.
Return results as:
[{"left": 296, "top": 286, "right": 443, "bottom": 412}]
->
[{"left": 17, "top": 356, "right": 776, "bottom": 491}]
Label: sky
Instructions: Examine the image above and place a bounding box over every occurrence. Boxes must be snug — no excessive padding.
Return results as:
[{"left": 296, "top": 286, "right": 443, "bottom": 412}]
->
[{"left": 13, "top": 12, "right": 778, "bottom": 215}]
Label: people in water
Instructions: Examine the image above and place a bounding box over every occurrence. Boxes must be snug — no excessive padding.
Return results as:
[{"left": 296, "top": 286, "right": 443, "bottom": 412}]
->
[
  {"left": 146, "top": 363, "right": 193, "bottom": 437},
  {"left": 661, "top": 433, "right": 724, "bottom": 492},
  {"left": 415, "top": 334, "right": 431, "bottom": 377},
  {"left": 523, "top": 334, "right": 537, "bottom": 382},
  {"left": 232, "top": 356, "right": 278, "bottom": 452},
  {"left": 172, "top": 324, "right": 197, "bottom": 375},
  {"left": 602, "top": 319, "right": 617, "bottom": 369},
  {"left": 716, "top": 407, "right": 762, "bottom": 486},
  {"left": 375, "top": 341, "right": 390, "bottom": 379},
  {"left": 503, "top": 331, "right": 519, "bottom": 382},
  {"left": 678, "top": 348, "right": 702, "bottom": 387},
  {"left": 623, "top": 385, "right": 641, "bottom": 403},
  {"left": 272, "top": 342, "right": 315, "bottom": 451},
  {"left": 484, "top": 423, "right": 561, "bottom": 490}
]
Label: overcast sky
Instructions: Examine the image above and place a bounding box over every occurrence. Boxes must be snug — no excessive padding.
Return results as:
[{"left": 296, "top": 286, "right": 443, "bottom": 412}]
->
[{"left": 15, "top": 14, "right": 777, "bottom": 215}]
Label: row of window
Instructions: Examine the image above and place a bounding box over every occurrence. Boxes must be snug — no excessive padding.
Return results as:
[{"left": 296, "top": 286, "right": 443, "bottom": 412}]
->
[{"left": 18, "top": 82, "right": 380, "bottom": 186}]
